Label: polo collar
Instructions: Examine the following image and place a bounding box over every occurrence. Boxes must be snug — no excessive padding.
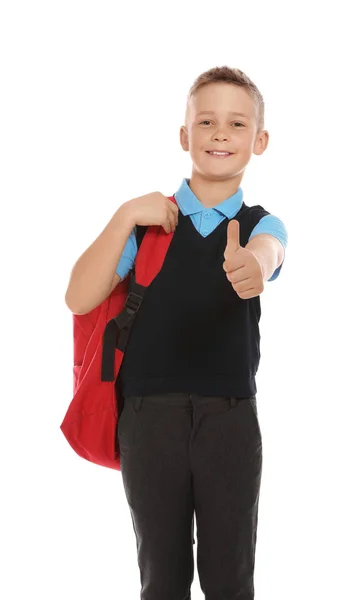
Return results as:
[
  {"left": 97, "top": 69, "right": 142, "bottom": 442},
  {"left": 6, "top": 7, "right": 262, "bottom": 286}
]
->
[{"left": 174, "top": 178, "right": 243, "bottom": 220}]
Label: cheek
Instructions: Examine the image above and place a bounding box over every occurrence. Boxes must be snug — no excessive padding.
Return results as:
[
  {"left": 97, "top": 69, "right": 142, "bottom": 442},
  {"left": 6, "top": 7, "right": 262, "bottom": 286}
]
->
[
  {"left": 189, "top": 127, "right": 205, "bottom": 145},
  {"left": 236, "top": 133, "right": 255, "bottom": 151},
  {"left": 190, "top": 133, "right": 207, "bottom": 155},
  {"left": 189, "top": 132, "right": 198, "bottom": 146}
]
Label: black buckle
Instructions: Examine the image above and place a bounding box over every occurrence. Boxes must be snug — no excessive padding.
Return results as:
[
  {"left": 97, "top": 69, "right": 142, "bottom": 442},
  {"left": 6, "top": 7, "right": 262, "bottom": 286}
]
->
[
  {"left": 101, "top": 285, "right": 145, "bottom": 381},
  {"left": 125, "top": 291, "right": 143, "bottom": 313}
]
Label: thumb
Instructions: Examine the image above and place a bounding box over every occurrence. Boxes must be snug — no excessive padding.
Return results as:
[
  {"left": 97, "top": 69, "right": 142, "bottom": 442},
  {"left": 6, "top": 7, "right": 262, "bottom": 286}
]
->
[{"left": 226, "top": 220, "right": 240, "bottom": 253}]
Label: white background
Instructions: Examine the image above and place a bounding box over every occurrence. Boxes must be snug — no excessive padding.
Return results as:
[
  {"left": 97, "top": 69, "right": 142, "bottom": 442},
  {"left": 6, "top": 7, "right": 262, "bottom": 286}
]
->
[{"left": 1, "top": 1, "right": 341, "bottom": 599}]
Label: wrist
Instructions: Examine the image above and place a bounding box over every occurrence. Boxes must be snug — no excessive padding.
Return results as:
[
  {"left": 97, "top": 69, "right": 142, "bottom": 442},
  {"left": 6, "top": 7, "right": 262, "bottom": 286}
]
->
[{"left": 117, "top": 200, "right": 137, "bottom": 229}]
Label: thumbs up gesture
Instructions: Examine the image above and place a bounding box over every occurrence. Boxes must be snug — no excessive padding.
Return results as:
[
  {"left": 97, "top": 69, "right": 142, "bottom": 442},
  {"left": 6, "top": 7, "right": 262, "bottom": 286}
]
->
[{"left": 223, "top": 220, "right": 264, "bottom": 299}]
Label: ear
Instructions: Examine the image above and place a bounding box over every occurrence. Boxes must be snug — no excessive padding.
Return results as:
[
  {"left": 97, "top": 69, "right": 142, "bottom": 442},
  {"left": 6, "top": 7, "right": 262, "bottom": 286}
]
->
[
  {"left": 180, "top": 125, "right": 189, "bottom": 151},
  {"left": 253, "top": 130, "right": 269, "bottom": 156}
]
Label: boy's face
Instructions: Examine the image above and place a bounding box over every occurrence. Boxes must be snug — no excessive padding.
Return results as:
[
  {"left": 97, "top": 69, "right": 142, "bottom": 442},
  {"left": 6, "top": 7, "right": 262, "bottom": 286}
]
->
[{"left": 180, "top": 82, "right": 268, "bottom": 180}]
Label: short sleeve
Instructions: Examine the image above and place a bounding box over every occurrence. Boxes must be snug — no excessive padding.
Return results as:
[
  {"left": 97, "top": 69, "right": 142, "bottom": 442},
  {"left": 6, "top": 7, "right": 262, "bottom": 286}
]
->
[{"left": 116, "top": 226, "right": 138, "bottom": 281}]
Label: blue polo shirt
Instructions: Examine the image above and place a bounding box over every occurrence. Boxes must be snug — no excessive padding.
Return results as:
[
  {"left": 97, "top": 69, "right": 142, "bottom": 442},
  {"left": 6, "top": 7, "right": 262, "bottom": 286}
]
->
[{"left": 116, "top": 178, "right": 288, "bottom": 282}]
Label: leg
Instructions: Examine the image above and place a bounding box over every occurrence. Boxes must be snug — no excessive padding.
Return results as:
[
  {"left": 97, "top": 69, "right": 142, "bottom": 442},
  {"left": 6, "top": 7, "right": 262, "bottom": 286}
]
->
[
  {"left": 191, "top": 395, "right": 263, "bottom": 600},
  {"left": 118, "top": 394, "right": 195, "bottom": 600}
]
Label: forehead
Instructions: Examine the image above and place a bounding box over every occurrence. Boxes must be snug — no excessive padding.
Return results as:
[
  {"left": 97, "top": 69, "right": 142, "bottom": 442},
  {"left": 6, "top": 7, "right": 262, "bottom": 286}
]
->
[{"left": 188, "top": 82, "right": 256, "bottom": 121}]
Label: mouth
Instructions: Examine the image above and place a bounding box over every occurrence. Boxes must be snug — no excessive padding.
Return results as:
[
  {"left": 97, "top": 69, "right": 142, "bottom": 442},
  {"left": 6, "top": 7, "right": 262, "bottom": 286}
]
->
[{"left": 206, "top": 151, "right": 234, "bottom": 158}]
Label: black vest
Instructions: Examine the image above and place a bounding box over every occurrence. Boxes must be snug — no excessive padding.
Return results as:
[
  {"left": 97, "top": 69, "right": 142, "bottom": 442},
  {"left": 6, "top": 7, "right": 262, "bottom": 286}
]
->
[{"left": 117, "top": 201, "right": 270, "bottom": 398}]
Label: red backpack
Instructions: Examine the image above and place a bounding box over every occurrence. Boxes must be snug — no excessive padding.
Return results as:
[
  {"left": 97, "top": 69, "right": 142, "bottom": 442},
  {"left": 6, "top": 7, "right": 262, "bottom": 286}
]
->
[{"left": 60, "top": 196, "right": 176, "bottom": 470}]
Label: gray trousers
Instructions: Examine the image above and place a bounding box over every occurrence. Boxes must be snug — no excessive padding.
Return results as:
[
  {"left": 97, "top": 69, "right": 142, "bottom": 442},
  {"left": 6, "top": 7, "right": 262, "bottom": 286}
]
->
[{"left": 117, "top": 392, "right": 263, "bottom": 600}]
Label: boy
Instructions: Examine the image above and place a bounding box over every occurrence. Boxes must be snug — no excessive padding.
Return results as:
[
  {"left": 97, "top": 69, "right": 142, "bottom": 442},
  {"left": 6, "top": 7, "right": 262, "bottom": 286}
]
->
[{"left": 65, "top": 66, "right": 287, "bottom": 600}]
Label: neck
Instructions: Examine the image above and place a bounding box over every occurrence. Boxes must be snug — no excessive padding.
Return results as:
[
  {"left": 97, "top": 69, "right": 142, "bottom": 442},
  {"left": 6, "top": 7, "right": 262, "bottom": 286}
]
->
[{"left": 188, "top": 169, "right": 244, "bottom": 208}]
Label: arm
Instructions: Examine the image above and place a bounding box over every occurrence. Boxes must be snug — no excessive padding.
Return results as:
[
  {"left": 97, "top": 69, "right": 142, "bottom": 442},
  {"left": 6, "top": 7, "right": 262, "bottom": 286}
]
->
[
  {"left": 65, "top": 203, "right": 136, "bottom": 315},
  {"left": 247, "top": 214, "right": 288, "bottom": 281},
  {"left": 245, "top": 234, "right": 285, "bottom": 282}
]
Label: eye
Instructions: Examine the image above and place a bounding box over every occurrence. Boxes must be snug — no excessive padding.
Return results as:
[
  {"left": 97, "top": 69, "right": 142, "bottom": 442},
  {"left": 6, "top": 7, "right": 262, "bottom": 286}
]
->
[{"left": 200, "top": 120, "right": 245, "bottom": 127}]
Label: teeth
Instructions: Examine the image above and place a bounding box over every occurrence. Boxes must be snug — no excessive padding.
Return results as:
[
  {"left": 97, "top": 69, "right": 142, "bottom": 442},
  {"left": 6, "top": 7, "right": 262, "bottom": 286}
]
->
[{"left": 209, "top": 151, "right": 230, "bottom": 155}]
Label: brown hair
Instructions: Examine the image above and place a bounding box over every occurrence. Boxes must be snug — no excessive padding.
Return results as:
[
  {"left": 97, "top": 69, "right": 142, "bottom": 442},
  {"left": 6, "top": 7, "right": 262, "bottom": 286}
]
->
[{"left": 185, "top": 65, "right": 265, "bottom": 131}]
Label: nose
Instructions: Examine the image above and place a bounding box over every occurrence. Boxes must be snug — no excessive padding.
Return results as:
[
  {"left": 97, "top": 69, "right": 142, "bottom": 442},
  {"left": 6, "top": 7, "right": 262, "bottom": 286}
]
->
[{"left": 213, "top": 130, "right": 230, "bottom": 141}]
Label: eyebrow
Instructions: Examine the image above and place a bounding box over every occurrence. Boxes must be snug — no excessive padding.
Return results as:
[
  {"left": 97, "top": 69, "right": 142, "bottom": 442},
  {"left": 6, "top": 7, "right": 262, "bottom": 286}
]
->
[{"left": 196, "top": 110, "right": 251, "bottom": 120}]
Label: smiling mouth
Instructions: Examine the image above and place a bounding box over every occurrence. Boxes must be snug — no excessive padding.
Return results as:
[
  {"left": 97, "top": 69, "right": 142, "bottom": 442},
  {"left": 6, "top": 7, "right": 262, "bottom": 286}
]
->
[{"left": 206, "top": 151, "right": 234, "bottom": 157}]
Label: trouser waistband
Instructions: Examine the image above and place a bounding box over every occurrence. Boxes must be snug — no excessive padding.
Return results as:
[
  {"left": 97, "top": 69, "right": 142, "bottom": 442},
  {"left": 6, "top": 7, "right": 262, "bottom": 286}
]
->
[{"left": 124, "top": 393, "right": 256, "bottom": 412}]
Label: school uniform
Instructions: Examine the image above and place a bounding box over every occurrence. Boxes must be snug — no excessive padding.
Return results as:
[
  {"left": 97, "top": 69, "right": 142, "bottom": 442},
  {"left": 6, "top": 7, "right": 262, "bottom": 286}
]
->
[{"left": 115, "top": 179, "right": 287, "bottom": 600}]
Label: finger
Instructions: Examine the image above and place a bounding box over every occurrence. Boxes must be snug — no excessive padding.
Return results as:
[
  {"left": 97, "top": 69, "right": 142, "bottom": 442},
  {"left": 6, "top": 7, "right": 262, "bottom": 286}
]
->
[
  {"left": 168, "top": 208, "right": 178, "bottom": 229},
  {"left": 169, "top": 200, "right": 179, "bottom": 213},
  {"left": 227, "top": 220, "right": 240, "bottom": 252},
  {"left": 163, "top": 215, "right": 173, "bottom": 234},
  {"left": 169, "top": 202, "right": 179, "bottom": 218}
]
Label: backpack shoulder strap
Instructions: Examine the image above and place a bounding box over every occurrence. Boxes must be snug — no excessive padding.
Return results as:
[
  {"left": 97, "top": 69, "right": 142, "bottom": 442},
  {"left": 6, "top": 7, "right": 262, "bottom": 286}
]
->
[
  {"left": 135, "top": 225, "right": 148, "bottom": 251},
  {"left": 104, "top": 197, "right": 177, "bottom": 382}
]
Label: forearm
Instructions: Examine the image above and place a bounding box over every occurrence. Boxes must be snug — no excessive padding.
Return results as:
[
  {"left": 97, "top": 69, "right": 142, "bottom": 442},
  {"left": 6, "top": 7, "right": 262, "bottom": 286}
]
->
[
  {"left": 65, "top": 203, "right": 136, "bottom": 314},
  {"left": 245, "top": 234, "right": 284, "bottom": 281}
]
